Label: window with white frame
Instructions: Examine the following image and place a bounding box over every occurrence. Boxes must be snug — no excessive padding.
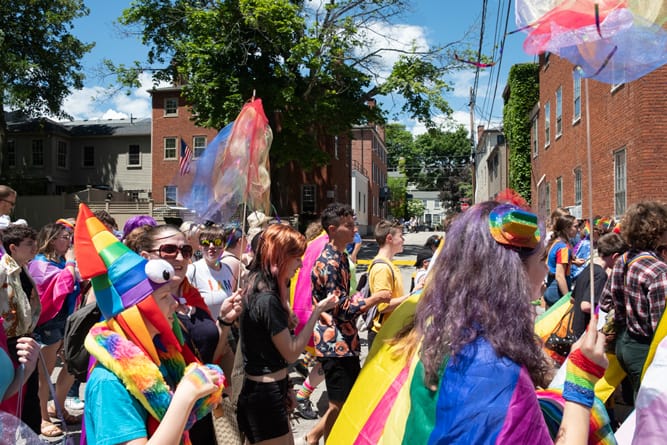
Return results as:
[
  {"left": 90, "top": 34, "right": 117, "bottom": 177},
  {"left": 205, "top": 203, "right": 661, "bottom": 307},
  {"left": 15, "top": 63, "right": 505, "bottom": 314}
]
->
[
  {"left": 32, "top": 140, "right": 44, "bottom": 167},
  {"left": 128, "top": 144, "right": 141, "bottom": 167},
  {"left": 614, "top": 148, "right": 626, "bottom": 216},
  {"left": 83, "top": 145, "right": 95, "bottom": 167},
  {"left": 573, "top": 69, "right": 581, "bottom": 122},
  {"left": 545, "top": 182, "right": 551, "bottom": 216},
  {"left": 164, "top": 138, "right": 177, "bottom": 160},
  {"left": 164, "top": 185, "right": 178, "bottom": 205},
  {"left": 556, "top": 176, "right": 563, "bottom": 207},
  {"left": 574, "top": 167, "right": 582, "bottom": 205},
  {"left": 556, "top": 86, "right": 562, "bottom": 137},
  {"left": 165, "top": 98, "right": 178, "bottom": 116},
  {"left": 302, "top": 184, "right": 316, "bottom": 213},
  {"left": 544, "top": 101, "right": 551, "bottom": 147},
  {"left": 57, "top": 141, "right": 68, "bottom": 169},
  {"left": 6, "top": 140, "right": 15, "bottom": 168},
  {"left": 193, "top": 136, "right": 206, "bottom": 158},
  {"left": 532, "top": 117, "right": 539, "bottom": 157}
]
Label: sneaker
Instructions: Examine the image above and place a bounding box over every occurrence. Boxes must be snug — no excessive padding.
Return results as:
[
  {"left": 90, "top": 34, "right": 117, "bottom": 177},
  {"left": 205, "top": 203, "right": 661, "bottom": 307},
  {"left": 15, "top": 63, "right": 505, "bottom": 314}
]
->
[
  {"left": 65, "top": 396, "right": 85, "bottom": 411},
  {"left": 296, "top": 398, "right": 318, "bottom": 420}
]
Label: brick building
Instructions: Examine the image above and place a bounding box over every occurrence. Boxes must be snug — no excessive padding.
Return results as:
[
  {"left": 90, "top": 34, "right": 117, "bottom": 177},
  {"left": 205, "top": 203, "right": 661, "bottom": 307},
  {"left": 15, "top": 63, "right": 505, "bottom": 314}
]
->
[
  {"left": 150, "top": 86, "right": 353, "bottom": 225},
  {"left": 531, "top": 53, "right": 667, "bottom": 220}
]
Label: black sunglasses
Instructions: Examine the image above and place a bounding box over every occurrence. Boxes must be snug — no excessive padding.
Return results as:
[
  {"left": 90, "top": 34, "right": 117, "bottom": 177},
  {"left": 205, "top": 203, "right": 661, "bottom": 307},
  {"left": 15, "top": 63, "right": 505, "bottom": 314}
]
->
[
  {"left": 200, "top": 238, "right": 224, "bottom": 248},
  {"left": 151, "top": 244, "right": 194, "bottom": 259}
]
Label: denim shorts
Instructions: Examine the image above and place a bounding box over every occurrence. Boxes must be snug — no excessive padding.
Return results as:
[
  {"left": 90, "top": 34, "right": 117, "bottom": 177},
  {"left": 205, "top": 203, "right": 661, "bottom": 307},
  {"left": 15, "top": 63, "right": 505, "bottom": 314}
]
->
[{"left": 33, "top": 309, "right": 68, "bottom": 346}]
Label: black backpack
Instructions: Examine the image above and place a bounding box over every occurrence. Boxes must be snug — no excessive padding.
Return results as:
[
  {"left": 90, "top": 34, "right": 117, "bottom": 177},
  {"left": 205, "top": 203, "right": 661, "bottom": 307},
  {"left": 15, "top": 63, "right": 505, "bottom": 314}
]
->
[
  {"left": 63, "top": 301, "right": 101, "bottom": 382},
  {"left": 356, "top": 259, "right": 395, "bottom": 330}
]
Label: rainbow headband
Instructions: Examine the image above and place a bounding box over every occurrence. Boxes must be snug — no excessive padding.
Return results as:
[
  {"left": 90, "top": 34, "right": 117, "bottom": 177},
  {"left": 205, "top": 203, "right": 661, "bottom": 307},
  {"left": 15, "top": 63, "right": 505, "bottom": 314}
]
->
[{"left": 489, "top": 204, "right": 541, "bottom": 250}]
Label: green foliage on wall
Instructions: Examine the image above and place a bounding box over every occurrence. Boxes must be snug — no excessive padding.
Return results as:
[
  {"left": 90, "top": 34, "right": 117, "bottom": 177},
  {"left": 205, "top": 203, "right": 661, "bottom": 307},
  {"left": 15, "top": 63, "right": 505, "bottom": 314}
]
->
[{"left": 502, "top": 63, "right": 539, "bottom": 203}]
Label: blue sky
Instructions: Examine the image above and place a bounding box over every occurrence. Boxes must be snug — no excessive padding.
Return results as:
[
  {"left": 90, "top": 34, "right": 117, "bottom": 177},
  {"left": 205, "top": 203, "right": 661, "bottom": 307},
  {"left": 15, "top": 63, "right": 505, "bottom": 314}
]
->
[{"left": 63, "top": 0, "right": 537, "bottom": 137}]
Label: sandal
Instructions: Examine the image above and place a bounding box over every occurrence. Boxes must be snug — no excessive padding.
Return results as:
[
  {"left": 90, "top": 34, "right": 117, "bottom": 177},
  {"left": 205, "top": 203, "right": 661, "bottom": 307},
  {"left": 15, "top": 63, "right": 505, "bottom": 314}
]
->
[
  {"left": 40, "top": 420, "right": 64, "bottom": 438},
  {"left": 47, "top": 403, "right": 82, "bottom": 424}
]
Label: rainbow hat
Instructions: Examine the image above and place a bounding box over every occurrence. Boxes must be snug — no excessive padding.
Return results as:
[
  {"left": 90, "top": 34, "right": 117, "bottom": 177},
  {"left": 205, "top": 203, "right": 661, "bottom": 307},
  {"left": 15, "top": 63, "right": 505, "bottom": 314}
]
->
[
  {"left": 489, "top": 204, "right": 541, "bottom": 250},
  {"left": 74, "top": 203, "right": 174, "bottom": 320}
]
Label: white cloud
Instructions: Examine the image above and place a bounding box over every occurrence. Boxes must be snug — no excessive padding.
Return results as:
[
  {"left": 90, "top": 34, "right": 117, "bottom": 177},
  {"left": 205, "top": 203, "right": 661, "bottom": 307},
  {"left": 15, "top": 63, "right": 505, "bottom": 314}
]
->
[
  {"left": 408, "top": 110, "right": 470, "bottom": 137},
  {"left": 62, "top": 71, "right": 168, "bottom": 121}
]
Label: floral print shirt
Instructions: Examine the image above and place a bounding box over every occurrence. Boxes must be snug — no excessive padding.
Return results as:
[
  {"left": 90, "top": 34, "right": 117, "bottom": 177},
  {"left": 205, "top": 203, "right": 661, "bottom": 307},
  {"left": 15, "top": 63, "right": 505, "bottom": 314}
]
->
[{"left": 311, "top": 243, "right": 366, "bottom": 357}]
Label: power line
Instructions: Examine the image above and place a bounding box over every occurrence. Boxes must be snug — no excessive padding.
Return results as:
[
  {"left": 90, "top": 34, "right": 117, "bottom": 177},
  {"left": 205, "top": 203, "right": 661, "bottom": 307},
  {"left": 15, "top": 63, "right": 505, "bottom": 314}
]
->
[{"left": 485, "top": 0, "right": 513, "bottom": 129}]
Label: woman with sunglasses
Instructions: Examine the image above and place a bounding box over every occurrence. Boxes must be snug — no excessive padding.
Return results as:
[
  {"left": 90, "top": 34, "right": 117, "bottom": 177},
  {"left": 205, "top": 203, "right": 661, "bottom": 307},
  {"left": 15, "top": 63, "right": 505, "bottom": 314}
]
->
[
  {"left": 136, "top": 224, "right": 241, "bottom": 443},
  {"left": 27, "top": 222, "right": 82, "bottom": 437}
]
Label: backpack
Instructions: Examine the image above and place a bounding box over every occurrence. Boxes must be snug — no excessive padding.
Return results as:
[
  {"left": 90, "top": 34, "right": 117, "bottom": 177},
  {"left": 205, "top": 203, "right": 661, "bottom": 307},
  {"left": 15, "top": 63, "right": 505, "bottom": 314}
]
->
[
  {"left": 356, "top": 259, "right": 395, "bottom": 331},
  {"left": 63, "top": 301, "right": 101, "bottom": 382}
]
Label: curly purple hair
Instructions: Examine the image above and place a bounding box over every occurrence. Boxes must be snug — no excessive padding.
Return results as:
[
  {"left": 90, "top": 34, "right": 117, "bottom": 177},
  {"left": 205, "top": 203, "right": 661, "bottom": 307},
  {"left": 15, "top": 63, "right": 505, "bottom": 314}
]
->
[{"left": 415, "top": 200, "right": 551, "bottom": 388}]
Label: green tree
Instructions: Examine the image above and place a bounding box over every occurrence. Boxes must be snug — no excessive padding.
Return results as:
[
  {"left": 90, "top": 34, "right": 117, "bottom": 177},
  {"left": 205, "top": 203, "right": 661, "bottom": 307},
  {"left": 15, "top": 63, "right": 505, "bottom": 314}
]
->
[
  {"left": 113, "top": 0, "right": 467, "bottom": 168},
  {"left": 406, "top": 199, "right": 425, "bottom": 220},
  {"left": 0, "top": 0, "right": 93, "bottom": 176},
  {"left": 387, "top": 175, "right": 407, "bottom": 219},
  {"left": 385, "top": 123, "right": 416, "bottom": 171}
]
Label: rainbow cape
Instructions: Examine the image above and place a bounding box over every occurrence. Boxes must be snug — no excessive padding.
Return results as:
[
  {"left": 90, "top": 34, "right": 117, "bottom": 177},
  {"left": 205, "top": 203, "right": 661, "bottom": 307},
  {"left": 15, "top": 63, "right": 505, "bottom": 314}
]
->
[{"left": 331, "top": 292, "right": 615, "bottom": 444}]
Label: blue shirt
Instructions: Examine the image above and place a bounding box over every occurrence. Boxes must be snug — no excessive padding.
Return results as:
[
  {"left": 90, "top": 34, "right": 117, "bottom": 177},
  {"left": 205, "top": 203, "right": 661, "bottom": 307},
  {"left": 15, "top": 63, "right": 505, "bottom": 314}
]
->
[
  {"left": 346, "top": 232, "right": 362, "bottom": 254},
  {"left": 84, "top": 365, "right": 148, "bottom": 445}
]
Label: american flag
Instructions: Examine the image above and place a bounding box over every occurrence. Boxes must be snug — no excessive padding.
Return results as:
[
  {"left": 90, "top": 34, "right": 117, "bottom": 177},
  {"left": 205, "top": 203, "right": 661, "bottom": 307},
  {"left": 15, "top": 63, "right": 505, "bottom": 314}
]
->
[{"left": 179, "top": 138, "right": 192, "bottom": 176}]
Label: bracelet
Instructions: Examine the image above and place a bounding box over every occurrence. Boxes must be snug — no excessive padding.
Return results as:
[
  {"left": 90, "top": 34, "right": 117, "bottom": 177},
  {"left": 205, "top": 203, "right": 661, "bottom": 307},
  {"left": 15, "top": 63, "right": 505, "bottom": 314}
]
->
[
  {"left": 217, "top": 316, "right": 233, "bottom": 327},
  {"left": 563, "top": 349, "right": 605, "bottom": 408}
]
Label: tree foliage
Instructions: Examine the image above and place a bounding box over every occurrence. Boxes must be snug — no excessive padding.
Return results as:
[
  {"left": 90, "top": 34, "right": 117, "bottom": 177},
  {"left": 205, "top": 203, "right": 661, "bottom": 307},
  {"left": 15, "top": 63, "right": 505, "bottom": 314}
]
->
[
  {"left": 502, "top": 63, "right": 539, "bottom": 203},
  {"left": 0, "top": 0, "right": 93, "bottom": 174},
  {"left": 114, "top": 0, "right": 467, "bottom": 167},
  {"left": 385, "top": 123, "right": 416, "bottom": 171},
  {"left": 387, "top": 174, "right": 407, "bottom": 219}
]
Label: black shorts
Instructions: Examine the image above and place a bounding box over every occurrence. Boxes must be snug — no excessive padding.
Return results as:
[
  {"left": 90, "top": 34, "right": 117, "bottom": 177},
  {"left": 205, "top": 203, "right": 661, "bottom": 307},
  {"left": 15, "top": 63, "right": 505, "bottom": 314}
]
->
[
  {"left": 237, "top": 377, "right": 289, "bottom": 443},
  {"left": 320, "top": 356, "right": 360, "bottom": 403}
]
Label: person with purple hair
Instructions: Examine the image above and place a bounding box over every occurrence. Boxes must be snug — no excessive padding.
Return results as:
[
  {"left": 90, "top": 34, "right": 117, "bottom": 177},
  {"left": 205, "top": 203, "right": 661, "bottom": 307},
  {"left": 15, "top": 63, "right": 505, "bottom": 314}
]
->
[
  {"left": 331, "top": 200, "right": 614, "bottom": 444},
  {"left": 122, "top": 215, "right": 158, "bottom": 241}
]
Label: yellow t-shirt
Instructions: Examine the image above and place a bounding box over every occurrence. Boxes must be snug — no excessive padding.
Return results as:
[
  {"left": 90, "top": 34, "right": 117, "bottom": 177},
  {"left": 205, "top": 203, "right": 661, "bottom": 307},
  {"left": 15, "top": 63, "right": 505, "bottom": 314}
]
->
[{"left": 368, "top": 256, "right": 403, "bottom": 333}]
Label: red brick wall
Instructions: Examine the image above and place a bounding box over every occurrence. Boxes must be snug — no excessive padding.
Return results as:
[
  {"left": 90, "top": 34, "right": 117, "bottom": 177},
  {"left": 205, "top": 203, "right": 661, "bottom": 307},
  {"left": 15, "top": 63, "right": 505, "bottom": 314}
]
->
[
  {"left": 532, "top": 54, "right": 667, "bottom": 219},
  {"left": 151, "top": 88, "right": 218, "bottom": 203}
]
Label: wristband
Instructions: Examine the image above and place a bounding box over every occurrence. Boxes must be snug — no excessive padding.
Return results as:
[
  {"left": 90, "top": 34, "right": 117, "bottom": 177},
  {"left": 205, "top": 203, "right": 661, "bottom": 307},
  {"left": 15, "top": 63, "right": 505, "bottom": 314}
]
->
[
  {"left": 217, "top": 316, "right": 233, "bottom": 327},
  {"left": 563, "top": 349, "right": 605, "bottom": 408}
]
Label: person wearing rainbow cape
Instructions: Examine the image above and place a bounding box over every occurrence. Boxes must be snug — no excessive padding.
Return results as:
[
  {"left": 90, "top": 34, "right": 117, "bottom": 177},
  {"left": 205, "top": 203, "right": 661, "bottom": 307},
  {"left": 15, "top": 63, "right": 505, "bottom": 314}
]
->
[
  {"left": 74, "top": 204, "right": 225, "bottom": 445},
  {"left": 330, "top": 200, "right": 614, "bottom": 445}
]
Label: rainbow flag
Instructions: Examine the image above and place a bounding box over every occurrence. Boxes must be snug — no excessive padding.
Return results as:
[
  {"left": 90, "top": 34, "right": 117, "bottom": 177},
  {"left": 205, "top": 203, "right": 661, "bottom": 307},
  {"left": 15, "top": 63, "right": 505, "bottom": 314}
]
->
[{"left": 331, "top": 292, "right": 615, "bottom": 444}]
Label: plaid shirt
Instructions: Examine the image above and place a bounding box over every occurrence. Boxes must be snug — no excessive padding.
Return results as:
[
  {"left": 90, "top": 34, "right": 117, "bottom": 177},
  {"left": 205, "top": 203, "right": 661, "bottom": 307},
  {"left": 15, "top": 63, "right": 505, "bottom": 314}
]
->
[
  {"left": 600, "top": 251, "right": 667, "bottom": 339},
  {"left": 311, "top": 243, "right": 365, "bottom": 357}
]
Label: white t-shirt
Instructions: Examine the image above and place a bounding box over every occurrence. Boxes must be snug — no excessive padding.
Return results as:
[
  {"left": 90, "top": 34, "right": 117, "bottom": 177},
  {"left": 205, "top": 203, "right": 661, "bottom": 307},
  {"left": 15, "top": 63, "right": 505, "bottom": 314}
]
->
[{"left": 186, "top": 259, "right": 235, "bottom": 316}]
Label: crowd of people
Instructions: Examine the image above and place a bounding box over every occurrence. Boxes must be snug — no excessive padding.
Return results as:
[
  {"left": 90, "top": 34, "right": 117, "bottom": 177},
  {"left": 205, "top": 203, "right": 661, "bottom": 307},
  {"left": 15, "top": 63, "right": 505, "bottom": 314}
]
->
[{"left": 1, "top": 183, "right": 666, "bottom": 444}]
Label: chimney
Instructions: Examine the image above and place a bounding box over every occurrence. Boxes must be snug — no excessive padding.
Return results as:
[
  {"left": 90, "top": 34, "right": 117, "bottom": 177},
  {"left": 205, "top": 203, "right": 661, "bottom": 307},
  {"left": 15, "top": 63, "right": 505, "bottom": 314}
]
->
[{"left": 477, "top": 125, "right": 485, "bottom": 143}]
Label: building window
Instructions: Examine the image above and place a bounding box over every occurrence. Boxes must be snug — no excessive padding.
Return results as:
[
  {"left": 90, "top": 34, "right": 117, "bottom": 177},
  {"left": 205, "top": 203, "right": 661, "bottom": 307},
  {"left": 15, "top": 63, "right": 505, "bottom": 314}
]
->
[
  {"left": 544, "top": 101, "right": 551, "bottom": 148},
  {"left": 164, "top": 185, "right": 178, "bottom": 205},
  {"left": 545, "top": 182, "right": 551, "bottom": 216},
  {"left": 32, "top": 139, "right": 44, "bottom": 167},
  {"left": 302, "top": 184, "right": 316, "bottom": 213},
  {"left": 555, "top": 86, "right": 562, "bottom": 137},
  {"left": 165, "top": 98, "right": 178, "bottom": 116},
  {"left": 83, "top": 145, "right": 95, "bottom": 167},
  {"left": 6, "top": 140, "right": 15, "bottom": 168},
  {"left": 532, "top": 117, "right": 539, "bottom": 157},
  {"left": 556, "top": 176, "right": 563, "bottom": 207},
  {"left": 193, "top": 136, "right": 206, "bottom": 158},
  {"left": 614, "top": 148, "right": 626, "bottom": 217},
  {"left": 574, "top": 167, "right": 582, "bottom": 205},
  {"left": 192, "top": 185, "right": 207, "bottom": 209},
  {"left": 57, "top": 141, "right": 68, "bottom": 169},
  {"left": 573, "top": 69, "right": 581, "bottom": 122},
  {"left": 128, "top": 144, "right": 141, "bottom": 167},
  {"left": 334, "top": 135, "right": 339, "bottom": 160},
  {"left": 164, "top": 138, "right": 177, "bottom": 160}
]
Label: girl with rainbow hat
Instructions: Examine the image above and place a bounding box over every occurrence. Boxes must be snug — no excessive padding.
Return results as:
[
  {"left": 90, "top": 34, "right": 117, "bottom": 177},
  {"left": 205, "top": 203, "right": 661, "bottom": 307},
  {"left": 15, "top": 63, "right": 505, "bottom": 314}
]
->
[{"left": 74, "top": 204, "right": 225, "bottom": 445}]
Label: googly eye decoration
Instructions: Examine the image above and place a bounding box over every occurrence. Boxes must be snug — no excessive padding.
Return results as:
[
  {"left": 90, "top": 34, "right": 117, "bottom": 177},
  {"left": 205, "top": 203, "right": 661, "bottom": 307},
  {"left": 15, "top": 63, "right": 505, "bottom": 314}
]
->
[{"left": 145, "top": 259, "right": 175, "bottom": 284}]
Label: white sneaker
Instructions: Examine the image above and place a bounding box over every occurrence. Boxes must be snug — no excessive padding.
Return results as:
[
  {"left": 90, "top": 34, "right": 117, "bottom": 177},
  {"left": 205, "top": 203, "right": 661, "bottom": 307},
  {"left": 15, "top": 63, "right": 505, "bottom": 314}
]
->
[{"left": 65, "top": 397, "right": 84, "bottom": 411}]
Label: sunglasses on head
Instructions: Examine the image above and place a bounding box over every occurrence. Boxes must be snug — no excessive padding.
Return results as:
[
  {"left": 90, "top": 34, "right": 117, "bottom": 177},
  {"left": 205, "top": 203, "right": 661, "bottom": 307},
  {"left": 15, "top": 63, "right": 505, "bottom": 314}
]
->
[
  {"left": 151, "top": 244, "right": 194, "bottom": 259},
  {"left": 200, "top": 238, "right": 224, "bottom": 248}
]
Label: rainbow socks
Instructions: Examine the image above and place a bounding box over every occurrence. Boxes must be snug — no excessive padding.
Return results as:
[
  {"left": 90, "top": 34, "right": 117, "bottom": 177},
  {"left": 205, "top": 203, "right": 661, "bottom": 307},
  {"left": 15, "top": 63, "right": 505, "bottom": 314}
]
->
[{"left": 297, "top": 381, "right": 315, "bottom": 401}]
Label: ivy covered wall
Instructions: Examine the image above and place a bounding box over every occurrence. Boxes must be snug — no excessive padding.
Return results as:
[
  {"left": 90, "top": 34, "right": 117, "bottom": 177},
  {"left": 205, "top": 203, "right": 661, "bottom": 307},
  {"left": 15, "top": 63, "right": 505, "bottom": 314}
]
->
[{"left": 503, "top": 63, "right": 539, "bottom": 203}]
